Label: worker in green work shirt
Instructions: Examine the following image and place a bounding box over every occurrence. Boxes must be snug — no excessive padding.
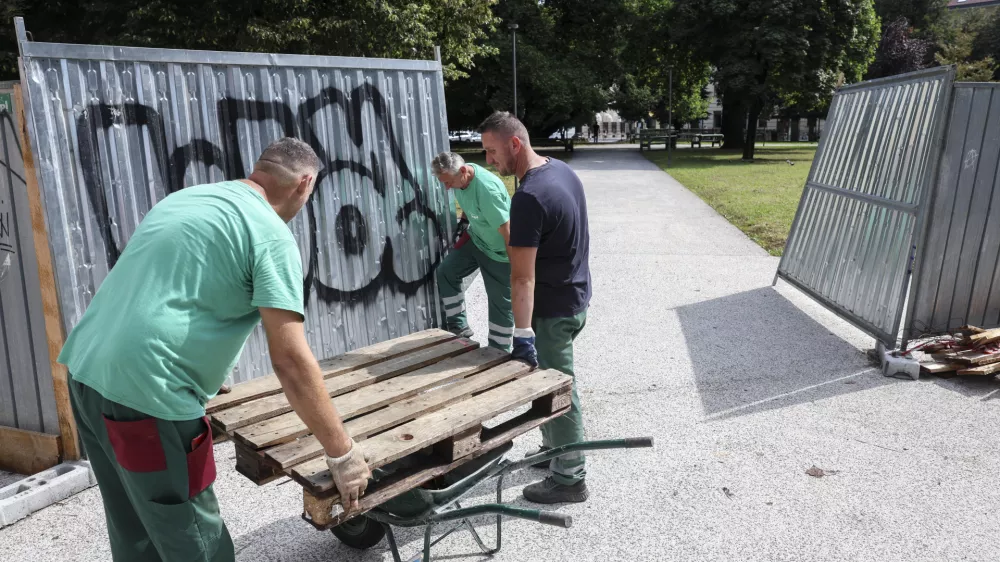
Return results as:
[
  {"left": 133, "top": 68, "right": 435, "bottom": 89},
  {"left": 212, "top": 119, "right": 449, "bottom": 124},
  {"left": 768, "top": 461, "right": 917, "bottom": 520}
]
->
[
  {"left": 57, "top": 138, "right": 371, "bottom": 561},
  {"left": 480, "top": 112, "right": 592, "bottom": 504},
  {"left": 432, "top": 151, "right": 515, "bottom": 351}
]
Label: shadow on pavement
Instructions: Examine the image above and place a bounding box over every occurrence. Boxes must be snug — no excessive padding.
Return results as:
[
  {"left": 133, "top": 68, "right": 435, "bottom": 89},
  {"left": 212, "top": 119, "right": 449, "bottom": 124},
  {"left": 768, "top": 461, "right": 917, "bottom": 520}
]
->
[
  {"left": 566, "top": 150, "right": 658, "bottom": 172},
  {"left": 676, "top": 287, "right": 891, "bottom": 420}
]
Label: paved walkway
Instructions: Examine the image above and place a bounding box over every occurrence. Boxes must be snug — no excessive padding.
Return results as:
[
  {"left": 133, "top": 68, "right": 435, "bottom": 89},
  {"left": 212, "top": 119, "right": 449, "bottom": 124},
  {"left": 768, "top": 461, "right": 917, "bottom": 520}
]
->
[{"left": 3, "top": 149, "right": 999, "bottom": 561}]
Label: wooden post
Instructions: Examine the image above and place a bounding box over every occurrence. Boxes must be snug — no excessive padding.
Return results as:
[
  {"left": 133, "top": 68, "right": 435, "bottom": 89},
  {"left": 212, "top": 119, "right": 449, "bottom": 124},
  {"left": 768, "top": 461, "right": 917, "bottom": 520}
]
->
[{"left": 13, "top": 85, "right": 80, "bottom": 461}]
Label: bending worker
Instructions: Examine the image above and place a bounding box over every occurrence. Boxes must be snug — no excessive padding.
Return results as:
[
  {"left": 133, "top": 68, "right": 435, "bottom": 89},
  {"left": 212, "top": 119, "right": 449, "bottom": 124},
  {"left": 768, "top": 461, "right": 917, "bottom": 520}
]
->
[
  {"left": 480, "top": 112, "right": 592, "bottom": 504},
  {"left": 432, "top": 151, "right": 515, "bottom": 351},
  {"left": 57, "top": 138, "right": 370, "bottom": 561}
]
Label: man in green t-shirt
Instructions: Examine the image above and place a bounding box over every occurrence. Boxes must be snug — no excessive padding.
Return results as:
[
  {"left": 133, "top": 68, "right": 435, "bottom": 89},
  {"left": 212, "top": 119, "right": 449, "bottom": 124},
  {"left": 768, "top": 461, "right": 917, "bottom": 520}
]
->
[
  {"left": 58, "top": 138, "right": 370, "bottom": 561},
  {"left": 432, "top": 151, "right": 514, "bottom": 351}
]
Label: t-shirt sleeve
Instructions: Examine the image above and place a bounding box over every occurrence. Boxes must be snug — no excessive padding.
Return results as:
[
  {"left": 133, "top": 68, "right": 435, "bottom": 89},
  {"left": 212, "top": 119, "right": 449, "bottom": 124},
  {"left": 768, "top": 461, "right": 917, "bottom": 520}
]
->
[
  {"left": 480, "top": 182, "right": 511, "bottom": 230},
  {"left": 509, "top": 192, "right": 544, "bottom": 248},
  {"left": 251, "top": 238, "right": 305, "bottom": 316}
]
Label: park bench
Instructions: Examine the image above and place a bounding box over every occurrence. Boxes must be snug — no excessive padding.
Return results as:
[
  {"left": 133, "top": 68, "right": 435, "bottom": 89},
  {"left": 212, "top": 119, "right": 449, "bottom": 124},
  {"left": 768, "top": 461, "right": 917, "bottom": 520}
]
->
[
  {"left": 689, "top": 133, "right": 724, "bottom": 148},
  {"left": 638, "top": 128, "right": 674, "bottom": 151}
]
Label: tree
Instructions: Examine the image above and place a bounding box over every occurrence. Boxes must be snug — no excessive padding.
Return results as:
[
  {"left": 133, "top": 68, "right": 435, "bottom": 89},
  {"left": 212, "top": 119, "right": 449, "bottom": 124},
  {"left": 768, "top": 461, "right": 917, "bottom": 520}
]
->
[
  {"left": 446, "top": 0, "right": 632, "bottom": 137},
  {"left": 936, "top": 26, "right": 998, "bottom": 81},
  {"left": 866, "top": 17, "right": 932, "bottom": 79},
  {"left": 1, "top": 1, "right": 499, "bottom": 82},
  {"left": 672, "top": 0, "right": 879, "bottom": 161}
]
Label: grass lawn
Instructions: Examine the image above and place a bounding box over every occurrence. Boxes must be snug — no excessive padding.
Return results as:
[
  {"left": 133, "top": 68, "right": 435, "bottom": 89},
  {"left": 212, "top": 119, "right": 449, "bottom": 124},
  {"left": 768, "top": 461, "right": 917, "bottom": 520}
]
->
[{"left": 643, "top": 143, "right": 817, "bottom": 256}]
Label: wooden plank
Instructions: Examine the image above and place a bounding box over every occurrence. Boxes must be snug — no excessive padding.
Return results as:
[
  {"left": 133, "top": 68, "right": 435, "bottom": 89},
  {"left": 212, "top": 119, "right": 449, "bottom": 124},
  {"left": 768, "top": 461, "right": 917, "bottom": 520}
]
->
[
  {"left": 920, "top": 361, "right": 962, "bottom": 375},
  {"left": 293, "top": 370, "right": 572, "bottom": 493},
  {"left": 12, "top": 84, "right": 79, "bottom": 461},
  {"left": 0, "top": 426, "right": 61, "bottom": 474},
  {"left": 233, "top": 440, "right": 283, "bottom": 485},
  {"left": 957, "top": 362, "right": 1000, "bottom": 376},
  {"left": 265, "top": 360, "right": 533, "bottom": 469},
  {"left": 206, "top": 329, "right": 457, "bottom": 413},
  {"left": 212, "top": 338, "right": 478, "bottom": 432},
  {"left": 969, "top": 327, "right": 1000, "bottom": 346},
  {"left": 302, "top": 406, "right": 570, "bottom": 528},
  {"left": 433, "top": 425, "right": 482, "bottom": 461},
  {"left": 236, "top": 347, "right": 511, "bottom": 450},
  {"left": 932, "top": 349, "right": 1000, "bottom": 366}
]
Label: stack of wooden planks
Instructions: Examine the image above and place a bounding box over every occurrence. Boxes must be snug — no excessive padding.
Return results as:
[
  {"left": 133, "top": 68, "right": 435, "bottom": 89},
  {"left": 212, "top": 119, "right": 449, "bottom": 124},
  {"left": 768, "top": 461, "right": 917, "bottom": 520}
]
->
[
  {"left": 919, "top": 326, "right": 1000, "bottom": 376},
  {"left": 206, "top": 329, "right": 573, "bottom": 528}
]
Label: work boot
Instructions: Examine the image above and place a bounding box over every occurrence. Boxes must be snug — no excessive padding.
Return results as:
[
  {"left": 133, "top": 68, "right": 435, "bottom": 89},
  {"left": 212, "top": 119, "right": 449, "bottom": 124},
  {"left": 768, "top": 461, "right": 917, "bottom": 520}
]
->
[
  {"left": 523, "top": 477, "right": 589, "bottom": 504},
  {"left": 449, "top": 326, "right": 474, "bottom": 339},
  {"left": 524, "top": 445, "right": 552, "bottom": 469}
]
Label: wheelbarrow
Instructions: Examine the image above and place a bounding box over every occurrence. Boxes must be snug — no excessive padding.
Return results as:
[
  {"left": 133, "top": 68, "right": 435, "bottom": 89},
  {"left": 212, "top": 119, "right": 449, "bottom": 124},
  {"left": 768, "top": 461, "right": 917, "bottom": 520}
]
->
[{"left": 319, "top": 437, "right": 654, "bottom": 562}]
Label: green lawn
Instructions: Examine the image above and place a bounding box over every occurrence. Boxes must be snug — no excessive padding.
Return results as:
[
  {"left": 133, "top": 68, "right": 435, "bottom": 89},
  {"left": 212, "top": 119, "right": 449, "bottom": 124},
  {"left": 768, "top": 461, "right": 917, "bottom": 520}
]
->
[{"left": 643, "top": 144, "right": 817, "bottom": 255}]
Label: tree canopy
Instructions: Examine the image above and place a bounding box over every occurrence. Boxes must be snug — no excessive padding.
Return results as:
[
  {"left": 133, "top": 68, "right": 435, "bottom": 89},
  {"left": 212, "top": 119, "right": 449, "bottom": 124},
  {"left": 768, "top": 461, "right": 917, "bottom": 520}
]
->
[{"left": 0, "top": 0, "right": 499, "bottom": 82}]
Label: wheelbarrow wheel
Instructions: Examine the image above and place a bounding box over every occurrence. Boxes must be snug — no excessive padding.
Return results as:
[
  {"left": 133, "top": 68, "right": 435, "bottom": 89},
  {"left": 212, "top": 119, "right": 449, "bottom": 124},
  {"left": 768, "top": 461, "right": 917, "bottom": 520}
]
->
[{"left": 331, "top": 515, "right": 386, "bottom": 550}]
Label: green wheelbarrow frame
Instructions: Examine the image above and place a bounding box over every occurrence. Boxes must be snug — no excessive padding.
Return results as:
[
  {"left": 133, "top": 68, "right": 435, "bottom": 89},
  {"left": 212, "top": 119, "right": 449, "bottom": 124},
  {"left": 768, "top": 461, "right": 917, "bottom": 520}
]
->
[{"left": 322, "top": 437, "right": 654, "bottom": 562}]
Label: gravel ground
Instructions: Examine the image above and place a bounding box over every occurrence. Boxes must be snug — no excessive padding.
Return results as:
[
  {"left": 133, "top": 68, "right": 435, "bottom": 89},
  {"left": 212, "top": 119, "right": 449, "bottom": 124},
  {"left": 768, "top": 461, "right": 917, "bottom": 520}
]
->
[{"left": 2, "top": 148, "right": 998, "bottom": 561}]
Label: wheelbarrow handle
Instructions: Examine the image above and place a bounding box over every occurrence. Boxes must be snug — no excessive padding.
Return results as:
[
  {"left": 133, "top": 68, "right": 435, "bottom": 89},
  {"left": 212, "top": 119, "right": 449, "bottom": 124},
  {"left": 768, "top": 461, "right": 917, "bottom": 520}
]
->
[
  {"left": 537, "top": 510, "right": 573, "bottom": 529},
  {"left": 624, "top": 437, "right": 655, "bottom": 448}
]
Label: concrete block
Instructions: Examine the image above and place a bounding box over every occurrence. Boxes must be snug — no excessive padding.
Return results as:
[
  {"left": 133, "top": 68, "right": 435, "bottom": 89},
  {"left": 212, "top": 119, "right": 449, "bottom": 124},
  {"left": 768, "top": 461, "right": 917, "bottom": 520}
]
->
[{"left": 0, "top": 461, "right": 97, "bottom": 527}]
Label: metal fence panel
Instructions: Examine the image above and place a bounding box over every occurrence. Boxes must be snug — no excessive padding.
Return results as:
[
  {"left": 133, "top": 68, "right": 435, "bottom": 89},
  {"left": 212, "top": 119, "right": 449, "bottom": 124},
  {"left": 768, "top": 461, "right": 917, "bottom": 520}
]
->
[
  {"left": 16, "top": 39, "right": 455, "bottom": 384},
  {"left": 777, "top": 67, "right": 955, "bottom": 344},
  {"left": 906, "top": 83, "right": 1000, "bottom": 338},
  {"left": 0, "top": 81, "right": 59, "bottom": 434}
]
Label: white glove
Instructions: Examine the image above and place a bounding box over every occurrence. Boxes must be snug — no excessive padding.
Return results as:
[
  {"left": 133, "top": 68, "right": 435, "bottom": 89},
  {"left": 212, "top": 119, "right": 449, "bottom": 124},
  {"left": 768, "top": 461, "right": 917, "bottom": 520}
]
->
[{"left": 325, "top": 439, "right": 372, "bottom": 512}]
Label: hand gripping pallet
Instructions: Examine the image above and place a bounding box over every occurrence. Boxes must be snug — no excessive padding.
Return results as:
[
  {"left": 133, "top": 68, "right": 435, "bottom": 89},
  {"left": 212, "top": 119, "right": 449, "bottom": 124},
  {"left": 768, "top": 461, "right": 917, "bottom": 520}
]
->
[{"left": 206, "top": 329, "right": 653, "bottom": 561}]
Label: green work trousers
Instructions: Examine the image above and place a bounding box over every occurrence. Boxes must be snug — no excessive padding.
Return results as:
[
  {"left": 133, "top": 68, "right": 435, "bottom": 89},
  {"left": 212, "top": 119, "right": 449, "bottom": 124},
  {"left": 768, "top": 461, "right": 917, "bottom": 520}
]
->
[
  {"left": 536, "top": 310, "right": 588, "bottom": 486},
  {"left": 69, "top": 377, "right": 234, "bottom": 562},
  {"left": 437, "top": 241, "right": 514, "bottom": 351}
]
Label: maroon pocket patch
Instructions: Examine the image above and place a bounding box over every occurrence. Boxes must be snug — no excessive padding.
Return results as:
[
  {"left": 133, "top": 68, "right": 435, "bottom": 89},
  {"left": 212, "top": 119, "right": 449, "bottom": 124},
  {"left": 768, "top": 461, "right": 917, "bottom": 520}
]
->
[
  {"left": 102, "top": 416, "right": 168, "bottom": 472},
  {"left": 187, "top": 416, "right": 216, "bottom": 499}
]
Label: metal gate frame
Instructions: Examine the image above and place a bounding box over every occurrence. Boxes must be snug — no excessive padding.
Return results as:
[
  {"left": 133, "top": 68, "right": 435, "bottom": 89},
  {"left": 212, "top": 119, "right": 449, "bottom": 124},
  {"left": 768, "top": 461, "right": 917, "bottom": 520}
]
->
[{"left": 776, "top": 66, "right": 957, "bottom": 345}]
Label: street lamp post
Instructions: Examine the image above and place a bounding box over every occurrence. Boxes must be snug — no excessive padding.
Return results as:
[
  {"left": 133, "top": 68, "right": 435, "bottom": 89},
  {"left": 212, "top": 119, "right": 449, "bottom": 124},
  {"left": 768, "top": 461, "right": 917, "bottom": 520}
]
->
[
  {"left": 509, "top": 23, "right": 518, "bottom": 117},
  {"left": 509, "top": 22, "right": 519, "bottom": 191},
  {"left": 668, "top": 67, "right": 673, "bottom": 168}
]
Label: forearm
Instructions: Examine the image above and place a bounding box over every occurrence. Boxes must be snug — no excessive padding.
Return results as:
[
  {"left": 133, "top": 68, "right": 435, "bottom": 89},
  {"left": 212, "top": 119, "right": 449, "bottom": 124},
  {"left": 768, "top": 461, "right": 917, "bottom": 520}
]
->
[
  {"left": 274, "top": 356, "right": 352, "bottom": 458},
  {"left": 512, "top": 277, "right": 535, "bottom": 329}
]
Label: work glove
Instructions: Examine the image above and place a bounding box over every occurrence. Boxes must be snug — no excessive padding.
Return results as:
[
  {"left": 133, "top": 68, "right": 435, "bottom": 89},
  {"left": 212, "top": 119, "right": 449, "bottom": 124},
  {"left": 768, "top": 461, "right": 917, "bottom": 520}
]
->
[
  {"left": 511, "top": 328, "right": 538, "bottom": 368},
  {"left": 453, "top": 217, "right": 471, "bottom": 249},
  {"left": 325, "top": 439, "right": 372, "bottom": 512}
]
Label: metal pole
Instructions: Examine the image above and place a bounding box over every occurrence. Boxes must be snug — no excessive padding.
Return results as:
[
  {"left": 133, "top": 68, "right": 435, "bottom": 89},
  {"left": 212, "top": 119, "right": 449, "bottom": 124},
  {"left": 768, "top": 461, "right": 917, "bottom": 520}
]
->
[
  {"left": 668, "top": 67, "right": 673, "bottom": 168},
  {"left": 510, "top": 24, "right": 518, "bottom": 117},
  {"left": 509, "top": 23, "right": 519, "bottom": 191}
]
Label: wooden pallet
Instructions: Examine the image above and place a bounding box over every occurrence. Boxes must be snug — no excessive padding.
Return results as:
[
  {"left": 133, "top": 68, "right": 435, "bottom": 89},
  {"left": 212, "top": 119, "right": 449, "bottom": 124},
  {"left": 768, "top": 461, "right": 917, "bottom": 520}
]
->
[{"left": 206, "top": 329, "right": 573, "bottom": 523}]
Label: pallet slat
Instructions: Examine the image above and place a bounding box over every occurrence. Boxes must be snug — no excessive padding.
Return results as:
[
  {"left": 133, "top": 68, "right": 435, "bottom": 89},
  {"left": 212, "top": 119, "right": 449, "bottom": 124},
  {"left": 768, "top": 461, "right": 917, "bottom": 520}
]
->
[
  {"left": 206, "top": 329, "right": 456, "bottom": 413},
  {"left": 265, "top": 360, "right": 533, "bottom": 469},
  {"left": 234, "top": 347, "right": 510, "bottom": 450},
  {"left": 302, "top": 405, "right": 568, "bottom": 528},
  {"left": 293, "top": 369, "right": 572, "bottom": 493},
  {"left": 212, "top": 338, "right": 478, "bottom": 432},
  {"left": 932, "top": 349, "right": 1000, "bottom": 366},
  {"left": 957, "top": 362, "right": 1000, "bottom": 376}
]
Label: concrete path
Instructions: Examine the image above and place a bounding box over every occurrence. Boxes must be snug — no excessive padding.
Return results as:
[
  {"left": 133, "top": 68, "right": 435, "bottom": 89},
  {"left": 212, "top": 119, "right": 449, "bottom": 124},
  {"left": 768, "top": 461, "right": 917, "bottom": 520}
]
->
[{"left": 4, "top": 149, "right": 1000, "bottom": 561}]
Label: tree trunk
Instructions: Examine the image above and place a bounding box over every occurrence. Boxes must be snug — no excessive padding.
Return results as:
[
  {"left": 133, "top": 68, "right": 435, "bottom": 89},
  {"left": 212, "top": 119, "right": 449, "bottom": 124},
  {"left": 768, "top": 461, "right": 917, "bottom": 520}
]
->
[
  {"left": 721, "top": 96, "right": 746, "bottom": 150},
  {"left": 742, "top": 100, "right": 763, "bottom": 161}
]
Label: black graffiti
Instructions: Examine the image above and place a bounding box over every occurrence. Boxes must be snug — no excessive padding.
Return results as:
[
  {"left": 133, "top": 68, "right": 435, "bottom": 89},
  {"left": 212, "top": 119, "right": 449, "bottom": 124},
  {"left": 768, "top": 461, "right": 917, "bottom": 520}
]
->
[
  {"left": 336, "top": 205, "right": 367, "bottom": 256},
  {"left": 0, "top": 110, "right": 20, "bottom": 257},
  {"left": 76, "top": 83, "right": 444, "bottom": 306}
]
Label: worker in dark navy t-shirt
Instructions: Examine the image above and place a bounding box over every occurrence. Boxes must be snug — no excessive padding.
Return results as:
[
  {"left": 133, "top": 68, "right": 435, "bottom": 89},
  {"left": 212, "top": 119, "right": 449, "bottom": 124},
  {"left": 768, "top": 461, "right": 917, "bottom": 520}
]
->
[{"left": 479, "top": 111, "right": 591, "bottom": 504}]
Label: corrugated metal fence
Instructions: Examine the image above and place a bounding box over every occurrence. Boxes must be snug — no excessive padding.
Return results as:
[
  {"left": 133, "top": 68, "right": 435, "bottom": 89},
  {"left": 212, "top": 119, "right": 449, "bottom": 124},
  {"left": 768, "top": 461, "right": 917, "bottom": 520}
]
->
[
  {"left": 17, "top": 39, "right": 455, "bottom": 384},
  {"left": 777, "top": 67, "right": 955, "bottom": 344},
  {"left": 0, "top": 81, "right": 59, "bottom": 434},
  {"left": 905, "top": 83, "right": 1000, "bottom": 339}
]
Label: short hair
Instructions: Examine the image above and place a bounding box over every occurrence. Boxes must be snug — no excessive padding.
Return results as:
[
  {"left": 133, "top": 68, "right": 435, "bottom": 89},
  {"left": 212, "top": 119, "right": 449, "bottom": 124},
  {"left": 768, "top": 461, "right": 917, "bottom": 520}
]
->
[
  {"left": 478, "top": 111, "right": 529, "bottom": 145},
  {"left": 431, "top": 152, "right": 466, "bottom": 175},
  {"left": 256, "top": 137, "right": 321, "bottom": 176}
]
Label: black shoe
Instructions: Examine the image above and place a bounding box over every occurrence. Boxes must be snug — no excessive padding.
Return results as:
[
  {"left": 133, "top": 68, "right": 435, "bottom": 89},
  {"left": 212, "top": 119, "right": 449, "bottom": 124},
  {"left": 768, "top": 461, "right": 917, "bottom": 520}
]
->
[
  {"left": 449, "top": 326, "right": 474, "bottom": 338},
  {"left": 524, "top": 446, "right": 552, "bottom": 469},
  {"left": 523, "top": 477, "right": 589, "bottom": 504}
]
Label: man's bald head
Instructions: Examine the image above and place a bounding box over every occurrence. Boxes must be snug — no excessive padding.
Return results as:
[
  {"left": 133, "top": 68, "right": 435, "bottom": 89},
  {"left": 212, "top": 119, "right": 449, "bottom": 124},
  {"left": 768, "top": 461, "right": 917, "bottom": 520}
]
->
[
  {"left": 250, "top": 138, "right": 321, "bottom": 222},
  {"left": 254, "top": 137, "right": 321, "bottom": 187},
  {"left": 478, "top": 111, "right": 530, "bottom": 145}
]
